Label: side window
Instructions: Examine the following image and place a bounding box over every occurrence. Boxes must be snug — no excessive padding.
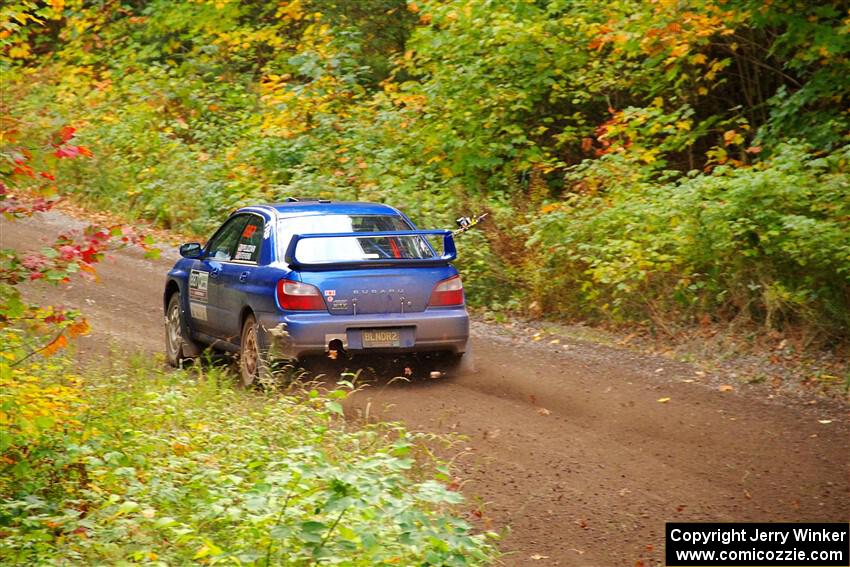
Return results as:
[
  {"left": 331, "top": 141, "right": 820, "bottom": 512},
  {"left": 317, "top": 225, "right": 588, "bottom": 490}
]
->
[
  {"left": 206, "top": 216, "right": 249, "bottom": 261},
  {"left": 234, "top": 216, "right": 264, "bottom": 264}
]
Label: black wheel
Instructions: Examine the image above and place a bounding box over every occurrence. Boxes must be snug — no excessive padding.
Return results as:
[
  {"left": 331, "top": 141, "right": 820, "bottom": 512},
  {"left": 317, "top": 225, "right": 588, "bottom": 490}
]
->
[
  {"left": 165, "top": 293, "right": 201, "bottom": 367},
  {"left": 239, "top": 314, "right": 269, "bottom": 388}
]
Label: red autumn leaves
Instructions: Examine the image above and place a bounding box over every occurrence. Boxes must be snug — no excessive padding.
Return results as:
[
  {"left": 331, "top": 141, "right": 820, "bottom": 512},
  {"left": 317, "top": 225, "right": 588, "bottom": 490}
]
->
[
  {"left": 52, "top": 126, "right": 92, "bottom": 159},
  {"left": 2, "top": 125, "right": 152, "bottom": 284},
  {"left": 17, "top": 226, "right": 148, "bottom": 284},
  {"left": 1, "top": 125, "right": 92, "bottom": 217}
]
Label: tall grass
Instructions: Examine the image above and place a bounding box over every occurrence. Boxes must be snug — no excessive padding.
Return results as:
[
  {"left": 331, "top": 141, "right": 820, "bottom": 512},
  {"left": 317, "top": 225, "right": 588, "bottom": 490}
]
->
[{"left": 0, "top": 348, "right": 497, "bottom": 565}]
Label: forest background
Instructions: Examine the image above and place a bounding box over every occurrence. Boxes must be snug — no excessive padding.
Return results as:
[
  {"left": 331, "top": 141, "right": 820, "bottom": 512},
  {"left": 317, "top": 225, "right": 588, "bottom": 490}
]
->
[{"left": 4, "top": 0, "right": 850, "bottom": 346}]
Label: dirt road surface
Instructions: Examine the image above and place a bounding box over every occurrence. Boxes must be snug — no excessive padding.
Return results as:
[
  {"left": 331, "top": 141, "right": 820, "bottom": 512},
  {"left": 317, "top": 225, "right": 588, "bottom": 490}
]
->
[{"left": 4, "top": 211, "right": 848, "bottom": 566}]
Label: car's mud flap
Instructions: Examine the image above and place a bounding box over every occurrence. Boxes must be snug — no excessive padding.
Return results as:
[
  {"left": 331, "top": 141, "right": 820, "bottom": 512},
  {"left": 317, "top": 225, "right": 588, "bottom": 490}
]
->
[{"left": 263, "top": 322, "right": 297, "bottom": 361}]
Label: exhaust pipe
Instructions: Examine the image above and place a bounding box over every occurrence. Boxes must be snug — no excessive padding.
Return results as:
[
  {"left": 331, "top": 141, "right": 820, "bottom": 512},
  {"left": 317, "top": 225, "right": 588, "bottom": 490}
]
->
[{"left": 327, "top": 338, "right": 346, "bottom": 360}]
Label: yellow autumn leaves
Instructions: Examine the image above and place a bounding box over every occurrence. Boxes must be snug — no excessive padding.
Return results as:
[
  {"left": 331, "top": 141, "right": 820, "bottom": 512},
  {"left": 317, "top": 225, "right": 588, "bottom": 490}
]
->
[
  {"left": 0, "top": 367, "right": 86, "bottom": 458},
  {"left": 0, "top": 370, "right": 86, "bottom": 436},
  {"left": 259, "top": 13, "right": 346, "bottom": 138},
  {"left": 0, "top": 321, "right": 91, "bottom": 454}
]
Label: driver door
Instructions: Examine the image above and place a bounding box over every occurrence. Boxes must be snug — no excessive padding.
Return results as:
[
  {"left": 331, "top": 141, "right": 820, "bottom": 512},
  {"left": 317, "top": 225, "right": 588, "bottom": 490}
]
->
[{"left": 189, "top": 215, "right": 248, "bottom": 338}]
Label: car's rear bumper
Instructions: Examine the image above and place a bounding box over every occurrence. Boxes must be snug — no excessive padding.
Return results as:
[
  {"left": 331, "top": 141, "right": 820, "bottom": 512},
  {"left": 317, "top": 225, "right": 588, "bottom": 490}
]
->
[{"left": 256, "top": 308, "right": 469, "bottom": 358}]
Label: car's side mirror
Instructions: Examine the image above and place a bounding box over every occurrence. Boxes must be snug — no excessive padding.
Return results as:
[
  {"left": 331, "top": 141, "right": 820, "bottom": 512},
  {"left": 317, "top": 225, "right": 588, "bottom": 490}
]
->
[{"left": 179, "top": 242, "right": 204, "bottom": 259}]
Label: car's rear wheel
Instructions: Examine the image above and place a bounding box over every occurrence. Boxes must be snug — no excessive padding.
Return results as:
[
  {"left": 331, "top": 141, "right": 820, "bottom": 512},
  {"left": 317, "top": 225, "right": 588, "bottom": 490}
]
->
[
  {"left": 239, "top": 314, "right": 269, "bottom": 388},
  {"left": 165, "top": 293, "right": 201, "bottom": 367}
]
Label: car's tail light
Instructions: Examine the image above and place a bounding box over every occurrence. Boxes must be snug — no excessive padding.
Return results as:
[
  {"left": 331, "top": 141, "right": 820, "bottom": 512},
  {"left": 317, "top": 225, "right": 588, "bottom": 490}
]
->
[
  {"left": 277, "top": 279, "right": 326, "bottom": 311},
  {"left": 429, "top": 275, "right": 464, "bottom": 306}
]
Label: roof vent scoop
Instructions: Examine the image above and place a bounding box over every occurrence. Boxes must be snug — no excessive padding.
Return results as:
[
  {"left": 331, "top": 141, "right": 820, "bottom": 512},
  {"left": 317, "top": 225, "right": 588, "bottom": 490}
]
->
[{"left": 285, "top": 197, "right": 331, "bottom": 203}]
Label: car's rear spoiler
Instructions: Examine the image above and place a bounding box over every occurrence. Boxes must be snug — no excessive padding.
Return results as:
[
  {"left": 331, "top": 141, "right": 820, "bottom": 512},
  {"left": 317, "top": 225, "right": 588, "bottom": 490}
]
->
[{"left": 284, "top": 230, "right": 457, "bottom": 271}]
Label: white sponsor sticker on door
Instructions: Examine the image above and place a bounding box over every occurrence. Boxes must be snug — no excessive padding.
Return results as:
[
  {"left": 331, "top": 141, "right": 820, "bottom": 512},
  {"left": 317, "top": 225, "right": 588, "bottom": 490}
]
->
[
  {"left": 189, "top": 270, "right": 209, "bottom": 302},
  {"left": 189, "top": 302, "right": 208, "bottom": 321}
]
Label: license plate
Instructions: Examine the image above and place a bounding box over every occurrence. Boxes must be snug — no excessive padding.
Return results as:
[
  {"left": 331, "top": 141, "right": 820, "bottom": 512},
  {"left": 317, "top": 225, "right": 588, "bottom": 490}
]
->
[{"left": 362, "top": 328, "right": 401, "bottom": 348}]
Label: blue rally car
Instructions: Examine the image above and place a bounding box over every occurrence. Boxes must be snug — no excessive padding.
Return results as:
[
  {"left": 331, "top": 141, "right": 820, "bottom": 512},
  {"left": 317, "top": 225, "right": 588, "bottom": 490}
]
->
[{"left": 164, "top": 199, "right": 472, "bottom": 385}]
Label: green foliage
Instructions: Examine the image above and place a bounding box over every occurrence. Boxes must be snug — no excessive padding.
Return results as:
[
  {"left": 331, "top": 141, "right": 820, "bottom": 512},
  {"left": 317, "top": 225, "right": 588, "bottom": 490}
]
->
[
  {"left": 526, "top": 144, "right": 850, "bottom": 336},
  {"left": 0, "top": 358, "right": 497, "bottom": 565}
]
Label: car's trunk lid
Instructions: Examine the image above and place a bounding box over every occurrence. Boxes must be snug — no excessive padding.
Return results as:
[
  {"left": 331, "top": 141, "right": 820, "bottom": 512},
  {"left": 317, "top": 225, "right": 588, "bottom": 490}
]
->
[{"left": 299, "top": 267, "right": 454, "bottom": 315}]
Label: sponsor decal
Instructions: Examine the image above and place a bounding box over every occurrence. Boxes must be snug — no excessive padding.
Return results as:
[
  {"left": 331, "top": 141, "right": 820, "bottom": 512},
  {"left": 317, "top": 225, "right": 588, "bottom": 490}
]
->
[
  {"left": 242, "top": 224, "right": 257, "bottom": 238},
  {"left": 188, "top": 269, "right": 208, "bottom": 302},
  {"left": 189, "top": 302, "right": 208, "bottom": 321},
  {"left": 234, "top": 243, "right": 256, "bottom": 261},
  {"left": 263, "top": 223, "right": 272, "bottom": 239},
  {"left": 324, "top": 289, "right": 336, "bottom": 302}
]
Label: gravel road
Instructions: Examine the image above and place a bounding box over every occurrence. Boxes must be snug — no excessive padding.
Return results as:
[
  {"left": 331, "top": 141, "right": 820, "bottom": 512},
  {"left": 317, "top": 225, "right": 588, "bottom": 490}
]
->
[{"left": 3, "top": 211, "right": 848, "bottom": 566}]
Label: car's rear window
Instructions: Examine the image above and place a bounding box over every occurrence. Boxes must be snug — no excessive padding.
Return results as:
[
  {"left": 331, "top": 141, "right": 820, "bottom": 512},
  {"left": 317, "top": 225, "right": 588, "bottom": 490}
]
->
[{"left": 278, "top": 214, "right": 436, "bottom": 263}]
